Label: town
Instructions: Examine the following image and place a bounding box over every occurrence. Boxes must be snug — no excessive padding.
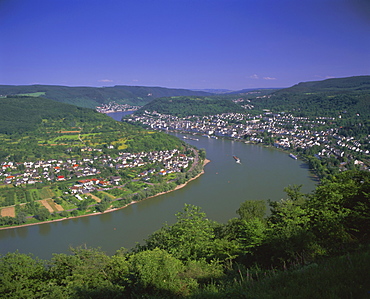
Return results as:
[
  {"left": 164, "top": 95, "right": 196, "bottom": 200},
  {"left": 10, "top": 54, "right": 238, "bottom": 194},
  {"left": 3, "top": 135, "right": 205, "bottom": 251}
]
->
[
  {"left": 95, "top": 102, "right": 141, "bottom": 113},
  {"left": 0, "top": 149, "right": 194, "bottom": 194},
  {"left": 124, "top": 110, "right": 370, "bottom": 172}
]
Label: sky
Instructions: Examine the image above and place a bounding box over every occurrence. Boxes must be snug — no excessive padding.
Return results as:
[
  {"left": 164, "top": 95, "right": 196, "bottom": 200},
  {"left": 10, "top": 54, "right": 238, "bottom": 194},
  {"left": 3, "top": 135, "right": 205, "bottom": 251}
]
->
[{"left": 1, "top": 0, "right": 369, "bottom": 90}]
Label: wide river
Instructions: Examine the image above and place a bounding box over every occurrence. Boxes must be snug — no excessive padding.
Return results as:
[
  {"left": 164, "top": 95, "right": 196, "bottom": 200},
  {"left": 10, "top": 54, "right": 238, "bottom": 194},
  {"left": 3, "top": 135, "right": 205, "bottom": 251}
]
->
[{"left": 0, "top": 112, "right": 317, "bottom": 259}]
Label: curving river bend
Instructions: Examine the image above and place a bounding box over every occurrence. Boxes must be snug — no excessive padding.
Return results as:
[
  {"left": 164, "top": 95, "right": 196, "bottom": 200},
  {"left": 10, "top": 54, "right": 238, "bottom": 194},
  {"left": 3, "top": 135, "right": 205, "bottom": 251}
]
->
[{"left": 0, "top": 114, "right": 317, "bottom": 259}]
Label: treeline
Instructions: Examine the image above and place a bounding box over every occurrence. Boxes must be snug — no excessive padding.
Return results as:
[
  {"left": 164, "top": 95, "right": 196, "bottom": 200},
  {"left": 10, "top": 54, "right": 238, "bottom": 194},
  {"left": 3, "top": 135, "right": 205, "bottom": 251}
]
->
[
  {"left": 279, "top": 75, "right": 370, "bottom": 93},
  {"left": 1, "top": 170, "right": 369, "bottom": 298},
  {"left": 0, "top": 85, "right": 212, "bottom": 108},
  {"left": 0, "top": 97, "right": 185, "bottom": 162},
  {"left": 137, "top": 96, "right": 246, "bottom": 117},
  {"left": 251, "top": 92, "right": 370, "bottom": 119},
  {"left": 251, "top": 76, "right": 370, "bottom": 120},
  {"left": 0, "top": 97, "right": 108, "bottom": 135}
]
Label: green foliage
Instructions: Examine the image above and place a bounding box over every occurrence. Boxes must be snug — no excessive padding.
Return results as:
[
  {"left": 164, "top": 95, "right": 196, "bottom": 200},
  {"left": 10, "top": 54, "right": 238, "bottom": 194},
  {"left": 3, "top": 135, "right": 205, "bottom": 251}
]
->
[
  {"left": 0, "top": 252, "right": 53, "bottom": 298},
  {"left": 49, "top": 247, "right": 125, "bottom": 298},
  {"left": 0, "top": 84, "right": 211, "bottom": 108},
  {"left": 129, "top": 248, "right": 196, "bottom": 296},
  {"left": 35, "top": 207, "right": 51, "bottom": 221},
  {"left": 252, "top": 76, "right": 370, "bottom": 120},
  {"left": 307, "top": 170, "right": 370, "bottom": 246},
  {"left": 1, "top": 170, "right": 370, "bottom": 297},
  {"left": 236, "top": 199, "right": 266, "bottom": 221},
  {"left": 95, "top": 196, "right": 112, "bottom": 212},
  {"left": 139, "top": 204, "right": 218, "bottom": 260},
  {"left": 0, "top": 96, "right": 184, "bottom": 163}
]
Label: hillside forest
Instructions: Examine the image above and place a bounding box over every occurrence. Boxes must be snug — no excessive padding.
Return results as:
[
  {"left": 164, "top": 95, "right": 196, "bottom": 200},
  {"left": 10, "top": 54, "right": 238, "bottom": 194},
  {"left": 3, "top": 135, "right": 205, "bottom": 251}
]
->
[{"left": 1, "top": 170, "right": 370, "bottom": 298}]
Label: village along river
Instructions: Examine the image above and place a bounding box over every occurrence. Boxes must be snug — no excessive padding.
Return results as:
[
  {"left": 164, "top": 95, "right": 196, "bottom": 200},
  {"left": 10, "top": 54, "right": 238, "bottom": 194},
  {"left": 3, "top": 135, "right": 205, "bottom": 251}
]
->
[{"left": 0, "top": 112, "right": 317, "bottom": 259}]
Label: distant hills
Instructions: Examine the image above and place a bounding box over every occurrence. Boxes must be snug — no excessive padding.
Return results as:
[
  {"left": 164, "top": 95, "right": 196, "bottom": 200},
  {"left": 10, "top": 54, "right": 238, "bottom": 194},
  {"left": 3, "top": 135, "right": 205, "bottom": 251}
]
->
[
  {"left": 1, "top": 76, "right": 369, "bottom": 117},
  {"left": 274, "top": 76, "right": 370, "bottom": 94},
  {"left": 0, "top": 96, "right": 184, "bottom": 162},
  {"left": 251, "top": 76, "right": 370, "bottom": 118},
  {"left": 0, "top": 85, "right": 212, "bottom": 109}
]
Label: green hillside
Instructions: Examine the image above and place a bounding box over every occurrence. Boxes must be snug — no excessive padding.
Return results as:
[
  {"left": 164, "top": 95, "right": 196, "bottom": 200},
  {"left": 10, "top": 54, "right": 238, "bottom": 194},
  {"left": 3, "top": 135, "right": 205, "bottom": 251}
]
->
[
  {"left": 1, "top": 170, "right": 369, "bottom": 298},
  {"left": 0, "top": 96, "right": 184, "bottom": 162},
  {"left": 0, "top": 85, "right": 212, "bottom": 109},
  {"left": 280, "top": 75, "right": 370, "bottom": 93},
  {"left": 251, "top": 76, "right": 370, "bottom": 119},
  {"left": 136, "top": 96, "right": 246, "bottom": 117}
]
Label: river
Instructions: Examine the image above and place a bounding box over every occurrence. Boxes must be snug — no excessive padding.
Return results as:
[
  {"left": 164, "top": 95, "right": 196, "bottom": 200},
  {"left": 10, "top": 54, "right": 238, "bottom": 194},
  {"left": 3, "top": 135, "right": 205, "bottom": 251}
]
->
[{"left": 0, "top": 112, "right": 317, "bottom": 260}]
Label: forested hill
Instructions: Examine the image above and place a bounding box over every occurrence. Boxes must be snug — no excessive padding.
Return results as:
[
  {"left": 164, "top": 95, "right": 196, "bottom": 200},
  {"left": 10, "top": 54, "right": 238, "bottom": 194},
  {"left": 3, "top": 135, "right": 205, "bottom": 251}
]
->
[
  {"left": 0, "top": 96, "right": 184, "bottom": 162},
  {"left": 0, "top": 96, "right": 103, "bottom": 135},
  {"left": 136, "top": 96, "right": 246, "bottom": 117},
  {"left": 0, "top": 85, "right": 212, "bottom": 109},
  {"left": 278, "top": 75, "right": 370, "bottom": 93},
  {"left": 251, "top": 76, "right": 370, "bottom": 118}
]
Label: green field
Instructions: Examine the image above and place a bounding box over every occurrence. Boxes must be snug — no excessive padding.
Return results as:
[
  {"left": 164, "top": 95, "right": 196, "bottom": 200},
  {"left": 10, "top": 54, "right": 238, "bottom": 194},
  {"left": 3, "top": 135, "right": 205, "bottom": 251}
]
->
[
  {"left": 39, "top": 187, "right": 54, "bottom": 199},
  {"left": 17, "top": 92, "right": 46, "bottom": 97}
]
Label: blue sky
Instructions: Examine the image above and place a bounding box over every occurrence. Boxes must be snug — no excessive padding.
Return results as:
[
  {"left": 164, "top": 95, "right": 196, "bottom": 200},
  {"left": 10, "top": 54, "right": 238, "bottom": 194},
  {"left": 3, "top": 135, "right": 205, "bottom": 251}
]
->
[{"left": 1, "top": 0, "right": 369, "bottom": 90}]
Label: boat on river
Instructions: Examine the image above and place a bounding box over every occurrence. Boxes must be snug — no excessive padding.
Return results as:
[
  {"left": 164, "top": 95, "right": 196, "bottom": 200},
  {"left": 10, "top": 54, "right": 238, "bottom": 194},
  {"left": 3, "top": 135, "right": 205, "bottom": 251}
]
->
[
  {"left": 289, "top": 153, "right": 298, "bottom": 160},
  {"left": 183, "top": 136, "right": 199, "bottom": 141},
  {"left": 233, "top": 155, "right": 241, "bottom": 163}
]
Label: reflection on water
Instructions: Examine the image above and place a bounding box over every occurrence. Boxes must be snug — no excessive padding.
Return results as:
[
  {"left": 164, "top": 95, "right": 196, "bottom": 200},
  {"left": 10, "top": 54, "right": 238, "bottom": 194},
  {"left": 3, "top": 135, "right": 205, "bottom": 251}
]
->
[
  {"left": 81, "top": 216, "right": 91, "bottom": 226},
  {"left": 100, "top": 212, "right": 113, "bottom": 223},
  {"left": 38, "top": 223, "right": 51, "bottom": 236}
]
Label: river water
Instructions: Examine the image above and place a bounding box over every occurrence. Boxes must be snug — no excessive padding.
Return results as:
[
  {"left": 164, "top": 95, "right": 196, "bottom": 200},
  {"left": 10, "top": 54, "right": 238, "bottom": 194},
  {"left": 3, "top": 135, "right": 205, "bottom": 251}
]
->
[{"left": 0, "top": 112, "right": 317, "bottom": 259}]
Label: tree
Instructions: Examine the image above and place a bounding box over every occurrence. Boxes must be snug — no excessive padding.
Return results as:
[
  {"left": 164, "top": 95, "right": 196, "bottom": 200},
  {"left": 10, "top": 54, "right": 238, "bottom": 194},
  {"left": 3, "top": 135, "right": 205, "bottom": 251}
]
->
[
  {"left": 15, "top": 211, "right": 27, "bottom": 225},
  {"left": 236, "top": 200, "right": 266, "bottom": 221},
  {"left": 258, "top": 187, "right": 314, "bottom": 267},
  {"left": 128, "top": 248, "right": 195, "bottom": 296},
  {"left": 50, "top": 247, "right": 122, "bottom": 298},
  {"left": 307, "top": 170, "right": 370, "bottom": 247},
  {"left": 35, "top": 207, "right": 50, "bottom": 221},
  {"left": 0, "top": 252, "right": 55, "bottom": 298},
  {"left": 77, "top": 199, "right": 89, "bottom": 211},
  {"left": 140, "top": 204, "right": 217, "bottom": 260}
]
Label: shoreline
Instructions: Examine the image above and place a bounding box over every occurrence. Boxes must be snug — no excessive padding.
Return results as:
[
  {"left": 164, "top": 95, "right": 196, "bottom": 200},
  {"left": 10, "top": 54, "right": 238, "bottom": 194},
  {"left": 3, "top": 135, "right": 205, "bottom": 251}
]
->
[{"left": 0, "top": 159, "right": 210, "bottom": 231}]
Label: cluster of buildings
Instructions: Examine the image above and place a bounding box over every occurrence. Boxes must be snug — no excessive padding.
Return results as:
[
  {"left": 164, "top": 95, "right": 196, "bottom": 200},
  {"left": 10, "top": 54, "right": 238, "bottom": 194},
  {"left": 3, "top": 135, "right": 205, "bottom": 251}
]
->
[
  {"left": 0, "top": 149, "right": 194, "bottom": 190},
  {"left": 125, "top": 111, "right": 369, "bottom": 169},
  {"left": 96, "top": 102, "right": 140, "bottom": 113},
  {"left": 0, "top": 158, "right": 101, "bottom": 186}
]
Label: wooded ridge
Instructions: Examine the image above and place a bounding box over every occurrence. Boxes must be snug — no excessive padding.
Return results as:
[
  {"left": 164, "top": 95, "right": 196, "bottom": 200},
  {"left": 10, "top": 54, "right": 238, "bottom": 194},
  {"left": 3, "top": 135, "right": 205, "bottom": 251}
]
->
[{"left": 0, "top": 85, "right": 212, "bottom": 108}]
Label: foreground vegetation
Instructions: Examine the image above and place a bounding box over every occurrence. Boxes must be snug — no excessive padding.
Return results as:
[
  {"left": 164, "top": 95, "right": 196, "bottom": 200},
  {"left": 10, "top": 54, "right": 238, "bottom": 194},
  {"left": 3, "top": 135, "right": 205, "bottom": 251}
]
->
[{"left": 1, "top": 170, "right": 369, "bottom": 298}]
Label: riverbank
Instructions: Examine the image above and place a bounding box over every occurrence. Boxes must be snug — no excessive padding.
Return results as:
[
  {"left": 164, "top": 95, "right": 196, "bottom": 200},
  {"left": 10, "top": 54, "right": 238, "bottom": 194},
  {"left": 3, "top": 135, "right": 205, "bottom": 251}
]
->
[
  {"left": 173, "top": 130, "right": 321, "bottom": 181},
  {"left": 0, "top": 159, "right": 210, "bottom": 231}
]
